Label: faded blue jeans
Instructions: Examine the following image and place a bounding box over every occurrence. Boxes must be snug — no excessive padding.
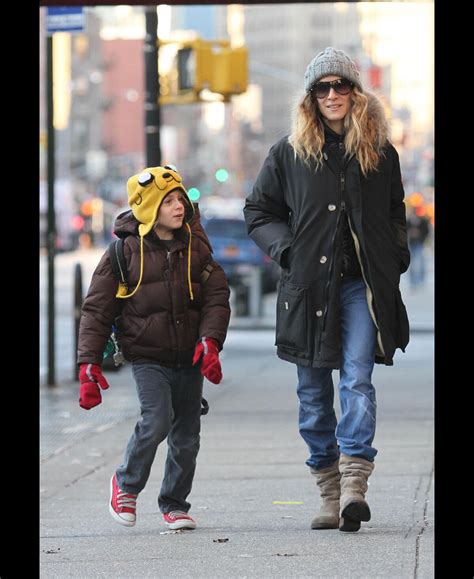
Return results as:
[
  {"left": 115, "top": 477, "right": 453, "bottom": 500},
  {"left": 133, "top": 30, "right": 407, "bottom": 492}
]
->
[
  {"left": 115, "top": 362, "right": 203, "bottom": 514},
  {"left": 296, "top": 277, "right": 378, "bottom": 470}
]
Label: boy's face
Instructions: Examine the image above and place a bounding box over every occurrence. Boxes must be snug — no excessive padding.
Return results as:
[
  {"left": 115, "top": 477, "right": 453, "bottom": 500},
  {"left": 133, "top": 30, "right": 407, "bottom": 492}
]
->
[{"left": 155, "top": 189, "right": 186, "bottom": 234}]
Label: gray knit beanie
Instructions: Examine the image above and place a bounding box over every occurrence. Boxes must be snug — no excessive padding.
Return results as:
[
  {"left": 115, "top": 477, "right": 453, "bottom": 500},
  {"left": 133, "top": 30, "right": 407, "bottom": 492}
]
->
[{"left": 304, "top": 47, "right": 362, "bottom": 92}]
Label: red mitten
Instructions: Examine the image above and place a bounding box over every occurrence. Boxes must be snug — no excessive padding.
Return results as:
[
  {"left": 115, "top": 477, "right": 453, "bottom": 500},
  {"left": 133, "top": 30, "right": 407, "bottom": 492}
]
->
[
  {"left": 79, "top": 363, "right": 110, "bottom": 410},
  {"left": 192, "top": 337, "right": 222, "bottom": 384}
]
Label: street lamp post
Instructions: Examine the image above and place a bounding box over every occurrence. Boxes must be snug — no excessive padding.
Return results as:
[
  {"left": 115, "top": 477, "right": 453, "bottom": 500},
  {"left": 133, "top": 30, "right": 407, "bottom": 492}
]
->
[
  {"left": 144, "top": 7, "right": 161, "bottom": 166},
  {"left": 47, "top": 33, "right": 56, "bottom": 387}
]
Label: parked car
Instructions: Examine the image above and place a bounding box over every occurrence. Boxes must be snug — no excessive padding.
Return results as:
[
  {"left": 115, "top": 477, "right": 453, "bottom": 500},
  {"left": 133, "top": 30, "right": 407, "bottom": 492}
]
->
[{"left": 201, "top": 216, "right": 280, "bottom": 294}]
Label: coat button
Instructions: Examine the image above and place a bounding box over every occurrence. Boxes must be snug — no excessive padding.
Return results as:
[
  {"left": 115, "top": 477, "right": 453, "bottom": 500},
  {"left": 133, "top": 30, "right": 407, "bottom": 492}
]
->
[
  {"left": 320, "top": 256, "right": 327, "bottom": 264},
  {"left": 328, "top": 204, "right": 336, "bottom": 211},
  {"left": 316, "top": 310, "right": 323, "bottom": 317}
]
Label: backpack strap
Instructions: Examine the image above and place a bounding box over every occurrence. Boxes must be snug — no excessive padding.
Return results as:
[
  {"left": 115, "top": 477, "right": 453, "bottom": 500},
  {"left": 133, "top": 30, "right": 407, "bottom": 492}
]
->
[{"left": 108, "top": 239, "right": 129, "bottom": 286}]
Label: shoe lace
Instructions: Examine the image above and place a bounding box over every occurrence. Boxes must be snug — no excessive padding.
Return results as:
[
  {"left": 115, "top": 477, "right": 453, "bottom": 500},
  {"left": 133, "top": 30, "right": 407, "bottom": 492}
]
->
[
  {"left": 168, "top": 510, "right": 188, "bottom": 519},
  {"left": 117, "top": 489, "right": 137, "bottom": 509}
]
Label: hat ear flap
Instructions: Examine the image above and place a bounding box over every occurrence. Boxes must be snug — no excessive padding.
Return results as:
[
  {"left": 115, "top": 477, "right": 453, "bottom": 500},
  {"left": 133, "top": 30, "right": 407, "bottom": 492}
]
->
[
  {"left": 183, "top": 195, "right": 195, "bottom": 223},
  {"left": 138, "top": 223, "right": 150, "bottom": 237}
]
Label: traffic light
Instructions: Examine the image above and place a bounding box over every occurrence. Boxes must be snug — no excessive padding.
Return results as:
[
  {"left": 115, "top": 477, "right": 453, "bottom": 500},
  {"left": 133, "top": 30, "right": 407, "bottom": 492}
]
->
[
  {"left": 210, "top": 46, "right": 248, "bottom": 96},
  {"left": 177, "top": 41, "right": 212, "bottom": 92},
  {"left": 195, "top": 42, "right": 213, "bottom": 92},
  {"left": 174, "top": 40, "right": 248, "bottom": 98},
  {"left": 227, "top": 46, "right": 248, "bottom": 94},
  {"left": 177, "top": 47, "right": 193, "bottom": 91}
]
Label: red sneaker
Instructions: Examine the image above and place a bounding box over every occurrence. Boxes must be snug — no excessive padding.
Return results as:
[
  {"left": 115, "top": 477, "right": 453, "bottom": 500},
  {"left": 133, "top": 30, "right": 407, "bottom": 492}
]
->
[
  {"left": 109, "top": 474, "right": 137, "bottom": 527},
  {"left": 163, "top": 511, "right": 197, "bottom": 530}
]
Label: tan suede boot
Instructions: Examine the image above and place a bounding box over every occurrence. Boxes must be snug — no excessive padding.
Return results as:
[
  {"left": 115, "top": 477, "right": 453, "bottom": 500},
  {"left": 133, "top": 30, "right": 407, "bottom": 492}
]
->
[
  {"left": 338, "top": 453, "right": 374, "bottom": 533},
  {"left": 309, "top": 460, "right": 341, "bottom": 529}
]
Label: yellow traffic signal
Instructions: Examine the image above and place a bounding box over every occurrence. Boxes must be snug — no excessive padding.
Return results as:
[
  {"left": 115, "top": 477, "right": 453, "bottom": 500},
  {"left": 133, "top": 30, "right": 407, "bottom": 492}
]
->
[
  {"left": 177, "top": 41, "right": 212, "bottom": 92},
  {"left": 163, "top": 38, "right": 248, "bottom": 103},
  {"left": 210, "top": 46, "right": 248, "bottom": 96},
  {"left": 229, "top": 46, "right": 248, "bottom": 94},
  {"left": 195, "top": 41, "right": 212, "bottom": 92},
  {"left": 210, "top": 47, "right": 231, "bottom": 95}
]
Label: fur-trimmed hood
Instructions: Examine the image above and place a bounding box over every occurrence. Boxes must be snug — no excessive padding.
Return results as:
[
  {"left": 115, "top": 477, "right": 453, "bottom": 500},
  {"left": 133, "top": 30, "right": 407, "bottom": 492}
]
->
[{"left": 365, "top": 91, "right": 390, "bottom": 150}]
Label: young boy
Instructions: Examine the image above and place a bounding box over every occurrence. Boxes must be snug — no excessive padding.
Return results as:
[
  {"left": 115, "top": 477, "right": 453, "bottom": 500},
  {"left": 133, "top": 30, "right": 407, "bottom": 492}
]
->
[{"left": 77, "top": 165, "right": 231, "bottom": 530}]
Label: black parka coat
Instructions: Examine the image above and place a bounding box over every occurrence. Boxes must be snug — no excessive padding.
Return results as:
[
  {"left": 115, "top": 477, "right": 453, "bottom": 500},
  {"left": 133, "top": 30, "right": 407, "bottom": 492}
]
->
[{"left": 243, "top": 93, "right": 410, "bottom": 368}]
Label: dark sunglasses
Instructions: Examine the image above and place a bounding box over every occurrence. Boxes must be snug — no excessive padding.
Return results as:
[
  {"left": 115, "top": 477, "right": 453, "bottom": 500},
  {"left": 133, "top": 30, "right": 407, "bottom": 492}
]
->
[{"left": 311, "top": 78, "right": 354, "bottom": 99}]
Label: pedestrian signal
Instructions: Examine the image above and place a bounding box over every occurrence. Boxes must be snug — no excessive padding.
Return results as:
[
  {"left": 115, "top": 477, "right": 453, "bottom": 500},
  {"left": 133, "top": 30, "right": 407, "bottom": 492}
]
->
[{"left": 173, "top": 39, "right": 248, "bottom": 99}]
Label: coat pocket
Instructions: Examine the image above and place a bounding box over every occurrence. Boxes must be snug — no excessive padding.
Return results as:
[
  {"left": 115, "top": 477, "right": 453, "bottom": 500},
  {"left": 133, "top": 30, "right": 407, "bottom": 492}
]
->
[{"left": 275, "top": 282, "right": 308, "bottom": 353}]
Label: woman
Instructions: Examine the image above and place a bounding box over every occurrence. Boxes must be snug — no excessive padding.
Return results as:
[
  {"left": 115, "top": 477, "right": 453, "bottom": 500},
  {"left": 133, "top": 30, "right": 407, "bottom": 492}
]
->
[{"left": 244, "top": 47, "right": 410, "bottom": 533}]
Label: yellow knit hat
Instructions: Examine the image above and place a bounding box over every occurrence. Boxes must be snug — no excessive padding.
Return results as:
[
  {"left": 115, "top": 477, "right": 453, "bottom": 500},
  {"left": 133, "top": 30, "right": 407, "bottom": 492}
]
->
[
  {"left": 116, "top": 165, "right": 195, "bottom": 300},
  {"left": 127, "top": 165, "right": 194, "bottom": 236}
]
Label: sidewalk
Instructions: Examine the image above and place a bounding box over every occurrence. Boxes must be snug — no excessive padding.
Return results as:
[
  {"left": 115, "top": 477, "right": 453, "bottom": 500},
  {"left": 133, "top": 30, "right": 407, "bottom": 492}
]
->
[
  {"left": 41, "top": 339, "right": 433, "bottom": 578},
  {"left": 40, "top": 247, "right": 433, "bottom": 577}
]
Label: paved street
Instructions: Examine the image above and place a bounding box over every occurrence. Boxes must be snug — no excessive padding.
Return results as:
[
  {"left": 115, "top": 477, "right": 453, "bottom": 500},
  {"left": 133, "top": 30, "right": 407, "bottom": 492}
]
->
[{"left": 40, "top": 248, "right": 434, "bottom": 578}]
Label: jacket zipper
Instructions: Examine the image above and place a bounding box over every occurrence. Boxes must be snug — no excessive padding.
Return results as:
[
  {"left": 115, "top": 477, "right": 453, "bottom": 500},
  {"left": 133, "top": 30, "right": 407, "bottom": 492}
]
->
[
  {"left": 317, "top": 149, "right": 384, "bottom": 357},
  {"left": 165, "top": 248, "right": 180, "bottom": 364},
  {"left": 317, "top": 171, "right": 345, "bottom": 356}
]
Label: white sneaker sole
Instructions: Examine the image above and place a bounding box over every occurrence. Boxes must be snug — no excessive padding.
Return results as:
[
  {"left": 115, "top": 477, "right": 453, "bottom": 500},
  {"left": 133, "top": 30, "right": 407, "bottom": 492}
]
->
[
  {"left": 165, "top": 519, "right": 197, "bottom": 530},
  {"left": 109, "top": 475, "right": 136, "bottom": 527}
]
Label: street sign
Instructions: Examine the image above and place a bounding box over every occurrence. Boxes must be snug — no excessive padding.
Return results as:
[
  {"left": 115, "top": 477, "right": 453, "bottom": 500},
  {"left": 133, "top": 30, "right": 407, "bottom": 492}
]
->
[{"left": 46, "top": 7, "right": 84, "bottom": 34}]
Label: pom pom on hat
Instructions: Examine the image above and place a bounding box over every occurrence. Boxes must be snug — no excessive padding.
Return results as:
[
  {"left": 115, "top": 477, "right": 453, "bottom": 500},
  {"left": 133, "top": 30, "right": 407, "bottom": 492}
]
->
[{"left": 304, "top": 47, "right": 362, "bottom": 92}]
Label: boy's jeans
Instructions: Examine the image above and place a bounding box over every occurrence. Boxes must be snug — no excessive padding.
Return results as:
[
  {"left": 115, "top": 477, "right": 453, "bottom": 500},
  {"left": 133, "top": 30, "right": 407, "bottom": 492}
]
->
[
  {"left": 296, "top": 277, "right": 378, "bottom": 470},
  {"left": 115, "top": 363, "right": 203, "bottom": 514}
]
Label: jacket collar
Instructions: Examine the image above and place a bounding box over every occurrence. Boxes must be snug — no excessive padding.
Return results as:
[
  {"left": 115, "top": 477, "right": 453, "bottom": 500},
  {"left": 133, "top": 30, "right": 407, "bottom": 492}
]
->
[
  {"left": 323, "top": 121, "right": 345, "bottom": 146},
  {"left": 147, "top": 227, "right": 188, "bottom": 251}
]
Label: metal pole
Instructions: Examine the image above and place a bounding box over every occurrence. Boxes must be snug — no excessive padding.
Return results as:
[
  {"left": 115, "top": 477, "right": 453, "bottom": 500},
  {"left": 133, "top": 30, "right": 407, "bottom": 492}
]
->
[
  {"left": 144, "top": 7, "right": 161, "bottom": 166},
  {"left": 47, "top": 34, "right": 56, "bottom": 387},
  {"left": 73, "top": 263, "right": 83, "bottom": 381}
]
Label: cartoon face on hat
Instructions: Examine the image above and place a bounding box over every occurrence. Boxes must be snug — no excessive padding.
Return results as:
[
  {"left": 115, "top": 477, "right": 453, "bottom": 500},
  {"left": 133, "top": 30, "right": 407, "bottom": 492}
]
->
[{"left": 126, "top": 165, "right": 195, "bottom": 237}]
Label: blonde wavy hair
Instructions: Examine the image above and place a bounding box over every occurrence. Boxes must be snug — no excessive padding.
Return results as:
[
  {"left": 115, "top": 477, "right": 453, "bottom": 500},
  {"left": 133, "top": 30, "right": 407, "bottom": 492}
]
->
[{"left": 289, "top": 87, "right": 385, "bottom": 176}]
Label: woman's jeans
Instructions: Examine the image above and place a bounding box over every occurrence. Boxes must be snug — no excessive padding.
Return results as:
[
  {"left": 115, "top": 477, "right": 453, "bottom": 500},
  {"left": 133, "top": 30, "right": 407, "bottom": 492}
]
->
[
  {"left": 115, "top": 362, "right": 203, "bottom": 514},
  {"left": 296, "top": 277, "right": 377, "bottom": 470}
]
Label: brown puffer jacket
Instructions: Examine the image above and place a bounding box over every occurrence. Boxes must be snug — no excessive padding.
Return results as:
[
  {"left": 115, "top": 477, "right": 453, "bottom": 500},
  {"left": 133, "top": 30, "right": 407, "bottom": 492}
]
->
[{"left": 77, "top": 207, "right": 231, "bottom": 368}]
